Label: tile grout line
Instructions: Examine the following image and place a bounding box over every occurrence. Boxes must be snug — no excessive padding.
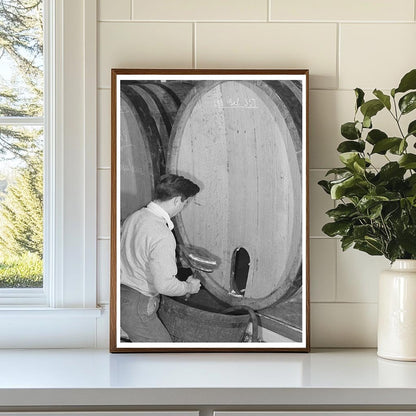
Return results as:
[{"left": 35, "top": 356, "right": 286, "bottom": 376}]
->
[
  {"left": 130, "top": 0, "right": 133, "bottom": 20},
  {"left": 332, "top": 178, "right": 338, "bottom": 302},
  {"left": 336, "top": 22, "right": 340, "bottom": 90},
  {"left": 193, "top": 22, "right": 197, "bottom": 69},
  {"left": 311, "top": 301, "right": 378, "bottom": 305},
  {"left": 268, "top": 0, "right": 271, "bottom": 22},
  {"left": 308, "top": 168, "right": 338, "bottom": 171},
  {"left": 334, "top": 229, "right": 339, "bottom": 302},
  {"left": 97, "top": 87, "right": 380, "bottom": 92},
  {"left": 309, "top": 236, "right": 339, "bottom": 239},
  {"left": 98, "top": 19, "right": 415, "bottom": 24}
]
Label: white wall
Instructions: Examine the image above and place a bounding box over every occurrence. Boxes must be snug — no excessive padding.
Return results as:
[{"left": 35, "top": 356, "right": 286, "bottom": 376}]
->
[{"left": 96, "top": 0, "right": 416, "bottom": 348}]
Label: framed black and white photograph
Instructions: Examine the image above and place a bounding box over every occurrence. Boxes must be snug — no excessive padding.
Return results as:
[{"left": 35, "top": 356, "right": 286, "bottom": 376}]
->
[{"left": 110, "top": 69, "right": 310, "bottom": 352}]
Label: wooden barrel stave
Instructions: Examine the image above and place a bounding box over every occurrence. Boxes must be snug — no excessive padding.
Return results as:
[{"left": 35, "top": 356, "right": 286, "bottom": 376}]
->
[
  {"left": 119, "top": 92, "right": 155, "bottom": 221},
  {"left": 119, "top": 81, "right": 195, "bottom": 220},
  {"left": 265, "top": 80, "right": 303, "bottom": 143},
  {"left": 168, "top": 80, "right": 303, "bottom": 310}
]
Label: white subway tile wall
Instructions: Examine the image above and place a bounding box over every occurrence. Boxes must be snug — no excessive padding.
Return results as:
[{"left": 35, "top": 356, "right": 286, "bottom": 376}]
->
[
  {"left": 336, "top": 246, "right": 390, "bottom": 303},
  {"left": 98, "top": 22, "right": 193, "bottom": 88},
  {"left": 98, "top": 90, "right": 111, "bottom": 168},
  {"left": 132, "top": 0, "right": 269, "bottom": 21},
  {"left": 310, "top": 239, "right": 337, "bottom": 302},
  {"left": 309, "top": 90, "right": 354, "bottom": 169},
  {"left": 97, "top": 169, "right": 111, "bottom": 239},
  {"left": 99, "top": 0, "right": 131, "bottom": 21},
  {"left": 196, "top": 23, "right": 338, "bottom": 89},
  {"left": 97, "top": 240, "right": 110, "bottom": 305},
  {"left": 340, "top": 24, "right": 416, "bottom": 90},
  {"left": 97, "top": 0, "right": 416, "bottom": 347},
  {"left": 311, "top": 303, "right": 378, "bottom": 347},
  {"left": 270, "top": 0, "right": 414, "bottom": 22},
  {"left": 309, "top": 170, "right": 334, "bottom": 237}
]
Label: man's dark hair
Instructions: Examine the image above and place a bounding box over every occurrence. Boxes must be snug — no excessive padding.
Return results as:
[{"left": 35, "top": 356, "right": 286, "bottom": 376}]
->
[{"left": 154, "top": 174, "right": 200, "bottom": 202}]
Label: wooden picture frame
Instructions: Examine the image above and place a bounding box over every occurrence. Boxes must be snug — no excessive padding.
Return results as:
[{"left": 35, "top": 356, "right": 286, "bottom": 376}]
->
[{"left": 110, "top": 69, "right": 310, "bottom": 352}]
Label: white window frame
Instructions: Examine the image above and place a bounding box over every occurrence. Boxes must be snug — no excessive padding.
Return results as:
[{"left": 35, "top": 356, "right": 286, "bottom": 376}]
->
[{"left": 0, "top": 0, "right": 100, "bottom": 348}]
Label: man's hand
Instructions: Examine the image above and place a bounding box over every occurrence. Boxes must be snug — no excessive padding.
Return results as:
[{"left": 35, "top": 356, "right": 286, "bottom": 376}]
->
[{"left": 186, "top": 276, "right": 201, "bottom": 294}]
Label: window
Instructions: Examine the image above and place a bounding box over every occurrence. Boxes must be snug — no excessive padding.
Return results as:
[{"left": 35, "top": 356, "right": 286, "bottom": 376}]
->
[
  {"left": 0, "top": 0, "right": 100, "bottom": 347},
  {"left": 0, "top": 0, "right": 45, "bottom": 294}
]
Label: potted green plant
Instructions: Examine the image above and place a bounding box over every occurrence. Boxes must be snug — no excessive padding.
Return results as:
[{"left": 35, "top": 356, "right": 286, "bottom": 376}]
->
[{"left": 319, "top": 68, "right": 416, "bottom": 361}]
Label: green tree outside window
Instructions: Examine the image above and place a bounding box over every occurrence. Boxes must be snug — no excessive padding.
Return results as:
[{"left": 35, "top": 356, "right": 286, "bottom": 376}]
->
[{"left": 0, "top": 0, "right": 44, "bottom": 288}]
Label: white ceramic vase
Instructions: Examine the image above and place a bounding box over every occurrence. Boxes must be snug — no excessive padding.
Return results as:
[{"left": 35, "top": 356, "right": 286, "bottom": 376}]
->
[{"left": 378, "top": 259, "right": 416, "bottom": 361}]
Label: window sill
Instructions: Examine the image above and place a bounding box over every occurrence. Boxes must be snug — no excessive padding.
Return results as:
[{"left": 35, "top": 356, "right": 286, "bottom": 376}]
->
[
  {"left": 0, "top": 307, "right": 103, "bottom": 348},
  {"left": 0, "top": 349, "right": 415, "bottom": 410},
  {"left": 0, "top": 306, "right": 102, "bottom": 316}
]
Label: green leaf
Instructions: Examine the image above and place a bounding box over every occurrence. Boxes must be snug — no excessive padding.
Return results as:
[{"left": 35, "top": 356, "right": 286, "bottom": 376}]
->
[
  {"left": 374, "top": 185, "right": 388, "bottom": 194},
  {"left": 395, "top": 69, "right": 416, "bottom": 94},
  {"left": 384, "top": 191, "right": 402, "bottom": 201},
  {"left": 399, "top": 154, "right": 416, "bottom": 169},
  {"left": 407, "top": 120, "right": 416, "bottom": 137},
  {"left": 360, "top": 99, "right": 384, "bottom": 119},
  {"left": 357, "top": 195, "right": 389, "bottom": 211},
  {"left": 353, "top": 158, "right": 366, "bottom": 174},
  {"left": 322, "top": 221, "right": 351, "bottom": 237},
  {"left": 407, "top": 196, "right": 416, "bottom": 207},
  {"left": 325, "top": 167, "right": 352, "bottom": 176},
  {"left": 354, "top": 241, "right": 383, "bottom": 256},
  {"left": 369, "top": 203, "right": 383, "bottom": 220},
  {"left": 341, "top": 235, "right": 355, "bottom": 251},
  {"left": 318, "top": 180, "right": 331, "bottom": 194},
  {"left": 406, "top": 175, "right": 416, "bottom": 196},
  {"left": 398, "top": 227, "right": 416, "bottom": 255},
  {"left": 326, "top": 203, "right": 357, "bottom": 220},
  {"left": 399, "top": 92, "right": 416, "bottom": 115},
  {"left": 355, "top": 88, "right": 365, "bottom": 110},
  {"left": 349, "top": 196, "right": 361, "bottom": 205},
  {"left": 384, "top": 204, "right": 400, "bottom": 222},
  {"left": 411, "top": 206, "right": 416, "bottom": 221},
  {"left": 329, "top": 175, "right": 354, "bottom": 185},
  {"left": 408, "top": 174, "right": 416, "bottom": 186},
  {"left": 365, "top": 236, "right": 384, "bottom": 251},
  {"left": 330, "top": 176, "right": 358, "bottom": 199},
  {"left": 371, "top": 137, "right": 402, "bottom": 154},
  {"left": 337, "top": 140, "right": 365, "bottom": 153},
  {"left": 386, "top": 240, "right": 403, "bottom": 263},
  {"left": 400, "top": 198, "right": 411, "bottom": 211},
  {"left": 373, "top": 89, "right": 391, "bottom": 110},
  {"left": 377, "top": 162, "right": 406, "bottom": 181},
  {"left": 406, "top": 175, "right": 416, "bottom": 190},
  {"left": 339, "top": 152, "right": 360, "bottom": 167},
  {"left": 390, "top": 139, "right": 408, "bottom": 155},
  {"left": 341, "top": 122, "right": 361, "bottom": 140},
  {"left": 363, "top": 115, "right": 372, "bottom": 129},
  {"left": 366, "top": 129, "right": 387, "bottom": 145},
  {"left": 352, "top": 224, "right": 373, "bottom": 240}
]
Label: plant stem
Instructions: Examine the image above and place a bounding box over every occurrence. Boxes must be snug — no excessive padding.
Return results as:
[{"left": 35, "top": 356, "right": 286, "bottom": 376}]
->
[
  {"left": 390, "top": 97, "right": 406, "bottom": 139},
  {"left": 379, "top": 213, "right": 392, "bottom": 241}
]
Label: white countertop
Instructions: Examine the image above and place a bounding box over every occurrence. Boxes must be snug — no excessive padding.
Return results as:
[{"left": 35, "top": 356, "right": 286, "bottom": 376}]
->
[{"left": 0, "top": 348, "right": 415, "bottom": 407}]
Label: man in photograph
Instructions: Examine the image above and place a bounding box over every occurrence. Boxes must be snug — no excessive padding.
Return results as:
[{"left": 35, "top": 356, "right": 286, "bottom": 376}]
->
[{"left": 120, "top": 174, "right": 201, "bottom": 342}]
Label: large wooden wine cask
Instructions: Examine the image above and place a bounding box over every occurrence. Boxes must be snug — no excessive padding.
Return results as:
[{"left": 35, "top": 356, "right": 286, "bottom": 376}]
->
[
  {"left": 119, "top": 81, "right": 194, "bottom": 221},
  {"left": 119, "top": 91, "right": 155, "bottom": 222},
  {"left": 167, "top": 80, "right": 303, "bottom": 310}
]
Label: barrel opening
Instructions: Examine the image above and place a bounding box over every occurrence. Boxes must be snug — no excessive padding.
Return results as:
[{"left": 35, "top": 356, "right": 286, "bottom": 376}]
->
[{"left": 230, "top": 247, "right": 250, "bottom": 296}]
